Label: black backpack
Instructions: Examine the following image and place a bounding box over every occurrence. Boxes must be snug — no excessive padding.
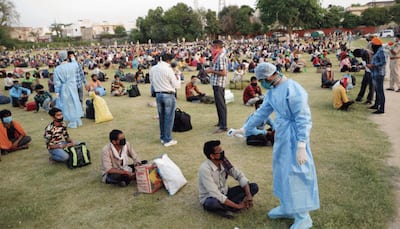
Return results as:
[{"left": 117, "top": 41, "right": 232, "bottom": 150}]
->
[
  {"left": 85, "top": 99, "right": 95, "bottom": 119},
  {"left": 65, "top": 142, "right": 91, "bottom": 169},
  {"left": 127, "top": 84, "right": 141, "bottom": 97},
  {"left": 173, "top": 108, "right": 192, "bottom": 132}
]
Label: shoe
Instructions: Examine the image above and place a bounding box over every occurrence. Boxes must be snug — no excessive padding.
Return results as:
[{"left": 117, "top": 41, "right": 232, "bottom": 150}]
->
[
  {"left": 215, "top": 210, "right": 235, "bottom": 219},
  {"left": 363, "top": 101, "right": 372, "bottom": 105},
  {"left": 214, "top": 128, "right": 228, "bottom": 134},
  {"left": 163, "top": 140, "right": 178, "bottom": 147},
  {"left": 396, "top": 89, "right": 400, "bottom": 92},
  {"left": 386, "top": 88, "right": 394, "bottom": 91},
  {"left": 355, "top": 98, "right": 362, "bottom": 102},
  {"left": 372, "top": 110, "right": 384, "bottom": 114},
  {"left": 368, "top": 105, "right": 378, "bottom": 109},
  {"left": 290, "top": 213, "right": 312, "bottom": 229},
  {"left": 268, "top": 206, "right": 294, "bottom": 219}
]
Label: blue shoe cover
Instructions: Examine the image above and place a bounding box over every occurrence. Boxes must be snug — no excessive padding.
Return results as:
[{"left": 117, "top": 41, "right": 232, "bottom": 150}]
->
[
  {"left": 268, "top": 206, "right": 294, "bottom": 219},
  {"left": 290, "top": 213, "right": 312, "bottom": 229}
]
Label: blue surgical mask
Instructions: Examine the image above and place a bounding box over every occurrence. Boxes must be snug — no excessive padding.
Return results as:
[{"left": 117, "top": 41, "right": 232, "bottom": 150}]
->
[
  {"left": 261, "top": 79, "right": 273, "bottom": 89},
  {"left": 2, "top": 116, "right": 12, "bottom": 124},
  {"left": 14, "top": 84, "right": 20, "bottom": 89}
]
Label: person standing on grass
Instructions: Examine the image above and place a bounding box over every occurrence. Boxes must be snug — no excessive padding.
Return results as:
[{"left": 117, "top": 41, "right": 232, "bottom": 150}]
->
[
  {"left": 53, "top": 51, "right": 84, "bottom": 128},
  {"left": 244, "top": 62, "right": 319, "bottom": 229},
  {"left": 101, "top": 129, "right": 144, "bottom": 187},
  {"left": 367, "top": 37, "right": 386, "bottom": 114},
  {"left": 353, "top": 48, "right": 374, "bottom": 104},
  {"left": 150, "top": 53, "right": 180, "bottom": 147},
  {"left": 198, "top": 140, "right": 258, "bottom": 219},
  {"left": 205, "top": 40, "right": 228, "bottom": 133}
]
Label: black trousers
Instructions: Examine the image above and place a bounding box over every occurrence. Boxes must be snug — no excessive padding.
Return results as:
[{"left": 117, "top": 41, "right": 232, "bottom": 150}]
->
[
  {"left": 203, "top": 183, "right": 259, "bottom": 213},
  {"left": 356, "top": 71, "right": 374, "bottom": 102},
  {"left": 213, "top": 86, "right": 227, "bottom": 129}
]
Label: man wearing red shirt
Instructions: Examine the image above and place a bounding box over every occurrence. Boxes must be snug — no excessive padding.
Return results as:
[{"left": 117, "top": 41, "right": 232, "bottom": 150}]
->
[{"left": 243, "top": 76, "right": 263, "bottom": 109}]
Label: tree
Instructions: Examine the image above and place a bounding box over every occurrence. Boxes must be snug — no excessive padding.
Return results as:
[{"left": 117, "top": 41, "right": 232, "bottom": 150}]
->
[
  {"left": 50, "top": 22, "right": 72, "bottom": 38},
  {"left": 163, "top": 3, "right": 202, "bottom": 42},
  {"left": 114, "top": 26, "right": 127, "bottom": 37},
  {"left": 390, "top": 4, "right": 400, "bottom": 24},
  {"left": 202, "top": 9, "right": 220, "bottom": 38},
  {"left": 0, "top": 0, "right": 19, "bottom": 26},
  {"left": 257, "top": 0, "right": 322, "bottom": 38},
  {"left": 136, "top": 7, "right": 166, "bottom": 43},
  {"left": 320, "top": 5, "right": 345, "bottom": 28},
  {"left": 361, "top": 7, "right": 391, "bottom": 26},
  {"left": 342, "top": 12, "right": 361, "bottom": 28}
]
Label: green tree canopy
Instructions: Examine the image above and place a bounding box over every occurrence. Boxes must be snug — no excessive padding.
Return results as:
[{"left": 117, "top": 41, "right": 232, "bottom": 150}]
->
[
  {"left": 361, "top": 7, "right": 391, "bottom": 26},
  {"left": 390, "top": 3, "right": 400, "bottom": 24},
  {"left": 342, "top": 12, "right": 361, "bottom": 28},
  {"left": 114, "top": 26, "right": 127, "bottom": 37},
  {"left": 257, "top": 0, "right": 322, "bottom": 37},
  {"left": 320, "top": 5, "right": 345, "bottom": 28}
]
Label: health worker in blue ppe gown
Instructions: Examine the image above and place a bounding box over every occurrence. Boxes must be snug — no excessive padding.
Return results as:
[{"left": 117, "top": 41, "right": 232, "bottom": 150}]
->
[
  {"left": 244, "top": 62, "right": 319, "bottom": 229},
  {"left": 53, "top": 51, "right": 83, "bottom": 128}
]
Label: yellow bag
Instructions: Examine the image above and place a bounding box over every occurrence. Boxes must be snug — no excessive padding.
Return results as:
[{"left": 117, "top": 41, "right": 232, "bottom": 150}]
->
[{"left": 89, "top": 92, "right": 113, "bottom": 124}]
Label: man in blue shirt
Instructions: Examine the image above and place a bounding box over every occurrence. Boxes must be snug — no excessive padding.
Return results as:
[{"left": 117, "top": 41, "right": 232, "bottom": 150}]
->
[
  {"left": 9, "top": 80, "right": 30, "bottom": 108},
  {"left": 367, "top": 37, "right": 386, "bottom": 114}
]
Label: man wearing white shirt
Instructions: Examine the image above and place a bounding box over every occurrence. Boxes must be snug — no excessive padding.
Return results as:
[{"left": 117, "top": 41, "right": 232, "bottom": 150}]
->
[{"left": 150, "top": 53, "right": 181, "bottom": 147}]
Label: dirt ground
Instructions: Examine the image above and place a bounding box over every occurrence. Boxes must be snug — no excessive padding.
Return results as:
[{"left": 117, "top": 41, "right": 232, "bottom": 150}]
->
[{"left": 369, "top": 82, "right": 400, "bottom": 229}]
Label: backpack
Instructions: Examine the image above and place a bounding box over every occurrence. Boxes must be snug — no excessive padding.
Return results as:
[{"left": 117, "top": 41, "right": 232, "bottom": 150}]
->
[
  {"left": 85, "top": 99, "right": 95, "bottom": 119},
  {"left": 127, "top": 84, "right": 141, "bottom": 97},
  {"left": 246, "top": 131, "right": 275, "bottom": 146},
  {"left": 65, "top": 142, "right": 91, "bottom": 169},
  {"left": 41, "top": 69, "right": 49, "bottom": 78},
  {"left": 125, "top": 73, "right": 134, "bottom": 82},
  {"left": 97, "top": 72, "right": 106, "bottom": 82},
  {"left": 173, "top": 108, "right": 192, "bottom": 132},
  {"left": 144, "top": 73, "right": 150, "bottom": 84}
]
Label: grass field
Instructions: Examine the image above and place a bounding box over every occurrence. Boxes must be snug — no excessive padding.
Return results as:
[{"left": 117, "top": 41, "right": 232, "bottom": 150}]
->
[{"left": 0, "top": 39, "right": 398, "bottom": 228}]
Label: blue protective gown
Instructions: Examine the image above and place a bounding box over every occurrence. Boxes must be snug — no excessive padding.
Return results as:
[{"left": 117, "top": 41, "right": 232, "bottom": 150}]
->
[
  {"left": 244, "top": 79, "right": 319, "bottom": 214},
  {"left": 54, "top": 62, "right": 83, "bottom": 128}
]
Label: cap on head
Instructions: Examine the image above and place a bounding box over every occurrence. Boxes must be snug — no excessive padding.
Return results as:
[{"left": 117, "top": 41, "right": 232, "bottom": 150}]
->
[
  {"left": 58, "top": 51, "right": 68, "bottom": 61},
  {"left": 371, "top": 37, "right": 383, "bottom": 46},
  {"left": 255, "top": 62, "right": 277, "bottom": 80}
]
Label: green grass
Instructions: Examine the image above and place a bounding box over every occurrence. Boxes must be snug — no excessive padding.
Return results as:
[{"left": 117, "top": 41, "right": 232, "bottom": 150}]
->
[{"left": 0, "top": 39, "right": 398, "bottom": 228}]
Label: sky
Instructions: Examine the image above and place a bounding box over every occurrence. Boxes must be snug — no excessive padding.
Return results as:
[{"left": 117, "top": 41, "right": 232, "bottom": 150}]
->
[{"left": 14, "top": 0, "right": 374, "bottom": 28}]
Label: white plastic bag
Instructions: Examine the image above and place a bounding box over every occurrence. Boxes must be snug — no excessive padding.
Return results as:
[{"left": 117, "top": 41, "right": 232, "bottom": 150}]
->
[{"left": 153, "top": 154, "right": 187, "bottom": 195}]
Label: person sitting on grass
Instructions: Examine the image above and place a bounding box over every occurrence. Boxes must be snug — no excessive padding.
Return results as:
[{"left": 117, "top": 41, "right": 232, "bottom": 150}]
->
[
  {"left": 9, "top": 80, "right": 30, "bottom": 108},
  {"left": 115, "top": 66, "right": 126, "bottom": 81},
  {"left": 321, "top": 63, "right": 336, "bottom": 88},
  {"left": 110, "top": 75, "right": 127, "bottom": 96},
  {"left": 101, "top": 129, "right": 145, "bottom": 187},
  {"left": 0, "top": 109, "right": 31, "bottom": 154},
  {"left": 86, "top": 74, "right": 106, "bottom": 96},
  {"left": 21, "top": 72, "right": 36, "bottom": 93},
  {"left": 33, "top": 84, "right": 53, "bottom": 113},
  {"left": 198, "top": 140, "right": 259, "bottom": 219},
  {"left": 44, "top": 107, "right": 78, "bottom": 163},
  {"left": 185, "top": 75, "right": 205, "bottom": 102},
  {"left": 243, "top": 76, "right": 263, "bottom": 109},
  {"left": 332, "top": 78, "right": 354, "bottom": 111}
]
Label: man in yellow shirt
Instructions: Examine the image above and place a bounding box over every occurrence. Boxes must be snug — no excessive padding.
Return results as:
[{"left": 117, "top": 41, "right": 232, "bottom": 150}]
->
[{"left": 332, "top": 78, "right": 354, "bottom": 111}]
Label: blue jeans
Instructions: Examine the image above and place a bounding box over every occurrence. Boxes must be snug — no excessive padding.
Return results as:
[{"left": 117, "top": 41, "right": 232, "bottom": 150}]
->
[
  {"left": 373, "top": 75, "right": 385, "bottom": 112},
  {"left": 48, "top": 142, "right": 69, "bottom": 162},
  {"left": 156, "top": 93, "right": 176, "bottom": 143}
]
